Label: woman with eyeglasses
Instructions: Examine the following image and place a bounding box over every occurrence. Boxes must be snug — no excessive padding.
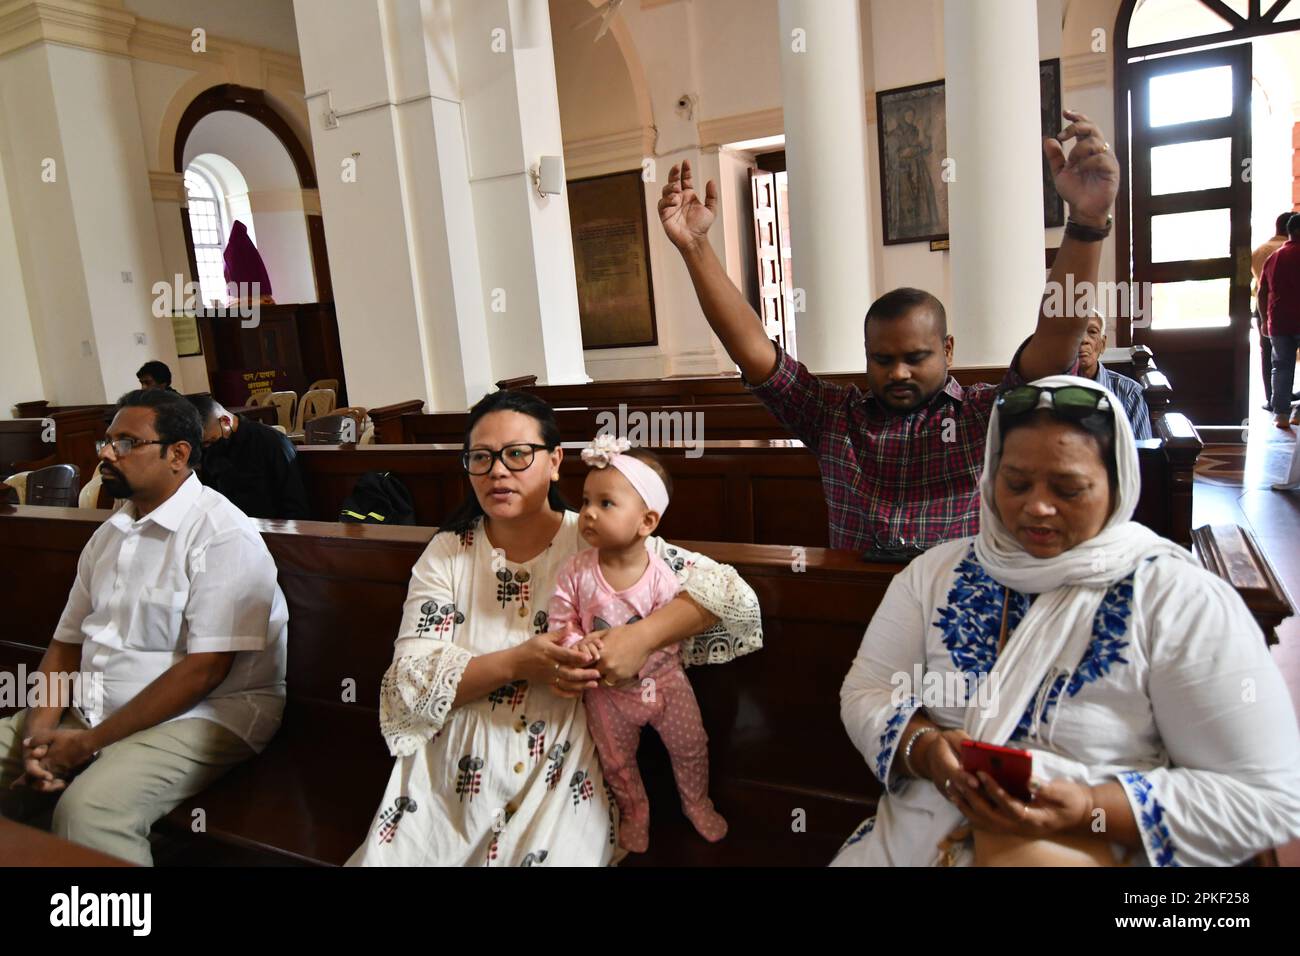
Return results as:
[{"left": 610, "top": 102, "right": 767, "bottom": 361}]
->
[
  {"left": 834, "top": 376, "right": 1300, "bottom": 866},
  {"left": 347, "top": 390, "right": 762, "bottom": 866}
]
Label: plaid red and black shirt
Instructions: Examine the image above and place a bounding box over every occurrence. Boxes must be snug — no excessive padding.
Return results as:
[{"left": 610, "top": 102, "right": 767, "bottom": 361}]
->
[{"left": 748, "top": 345, "right": 1040, "bottom": 551}]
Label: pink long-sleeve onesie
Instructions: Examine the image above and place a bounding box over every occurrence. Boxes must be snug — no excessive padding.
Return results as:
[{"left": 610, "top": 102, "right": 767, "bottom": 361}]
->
[{"left": 548, "top": 545, "right": 725, "bottom": 850}]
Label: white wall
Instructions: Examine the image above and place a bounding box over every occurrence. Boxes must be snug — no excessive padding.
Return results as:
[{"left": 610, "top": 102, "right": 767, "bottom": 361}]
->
[
  {"left": 0, "top": 45, "right": 105, "bottom": 405},
  {"left": 49, "top": 44, "right": 180, "bottom": 403},
  {"left": 0, "top": 131, "right": 45, "bottom": 416}
]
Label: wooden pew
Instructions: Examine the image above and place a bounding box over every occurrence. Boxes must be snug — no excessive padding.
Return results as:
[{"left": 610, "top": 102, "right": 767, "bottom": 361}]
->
[
  {"left": 0, "top": 419, "right": 50, "bottom": 478},
  {"left": 296, "top": 415, "right": 1202, "bottom": 547},
  {"left": 6, "top": 400, "right": 271, "bottom": 493},
  {"left": 508, "top": 348, "right": 1166, "bottom": 414},
  {"left": 400, "top": 403, "right": 789, "bottom": 445},
  {"left": 513, "top": 367, "right": 1007, "bottom": 409},
  {"left": 0, "top": 508, "right": 1288, "bottom": 866},
  {"left": 0, "top": 507, "right": 887, "bottom": 866},
  {"left": 0, "top": 818, "right": 134, "bottom": 867}
]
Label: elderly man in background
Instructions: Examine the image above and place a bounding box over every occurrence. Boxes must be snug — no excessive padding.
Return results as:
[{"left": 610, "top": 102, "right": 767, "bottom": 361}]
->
[{"left": 1075, "top": 312, "right": 1152, "bottom": 440}]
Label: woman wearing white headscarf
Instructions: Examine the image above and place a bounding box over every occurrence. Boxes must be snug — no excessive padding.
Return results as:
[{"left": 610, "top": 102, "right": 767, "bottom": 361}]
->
[{"left": 833, "top": 375, "right": 1300, "bottom": 866}]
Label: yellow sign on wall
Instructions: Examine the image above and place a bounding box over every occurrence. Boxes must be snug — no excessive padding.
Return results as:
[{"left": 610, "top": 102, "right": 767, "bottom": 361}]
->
[{"left": 171, "top": 313, "right": 202, "bottom": 357}]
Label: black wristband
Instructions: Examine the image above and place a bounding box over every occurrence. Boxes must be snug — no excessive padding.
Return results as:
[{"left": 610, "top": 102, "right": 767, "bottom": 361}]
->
[{"left": 1064, "top": 214, "right": 1113, "bottom": 242}]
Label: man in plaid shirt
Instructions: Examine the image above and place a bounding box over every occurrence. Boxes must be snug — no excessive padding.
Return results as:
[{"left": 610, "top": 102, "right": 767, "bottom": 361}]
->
[{"left": 657, "top": 111, "right": 1120, "bottom": 552}]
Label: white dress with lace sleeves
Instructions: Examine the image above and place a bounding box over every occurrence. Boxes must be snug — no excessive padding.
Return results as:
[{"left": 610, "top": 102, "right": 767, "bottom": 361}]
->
[
  {"left": 350, "top": 516, "right": 617, "bottom": 867},
  {"left": 379, "top": 531, "right": 475, "bottom": 757},
  {"left": 645, "top": 537, "right": 764, "bottom": 666}
]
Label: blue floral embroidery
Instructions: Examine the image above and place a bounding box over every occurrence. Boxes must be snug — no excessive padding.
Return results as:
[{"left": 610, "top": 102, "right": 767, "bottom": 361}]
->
[
  {"left": 1012, "top": 575, "right": 1135, "bottom": 737},
  {"left": 840, "top": 816, "right": 876, "bottom": 852},
  {"left": 1119, "top": 770, "right": 1178, "bottom": 866},
  {"left": 933, "top": 549, "right": 1028, "bottom": 676},
  {"left": 875, "top": 699, "right": 920, "bottom": 786},
  {"left": 933, "top": 547, "right": 1136, "bottom": 738}
]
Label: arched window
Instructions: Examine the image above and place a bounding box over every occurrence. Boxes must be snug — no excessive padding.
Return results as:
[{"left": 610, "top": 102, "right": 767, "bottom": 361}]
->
[{"left": 184, "top": 166, "right": 228, "bottom": 306}]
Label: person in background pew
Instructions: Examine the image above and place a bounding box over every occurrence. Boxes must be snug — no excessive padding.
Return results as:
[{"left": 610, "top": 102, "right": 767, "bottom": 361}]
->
[
  {"left": 136, "top": 360, "right": 177, "bottom": 392},
  {"left": 347, "top": 390, "right": 761, "bottom": 867},
  {"left": 190, "top": 394, "right": 309, "bottom": 520},
  {"left": 0, "top": 389, "right": 288, "bottom": 865},
  {"left": 658, "top": 110, "right": 1120, "bottom": 552},
  {"left": 833, "top": 376, "right": 1300, "bottom": 866},
  {"left": 1074, "top": 312, "right": 1151, "bottom": 440}
]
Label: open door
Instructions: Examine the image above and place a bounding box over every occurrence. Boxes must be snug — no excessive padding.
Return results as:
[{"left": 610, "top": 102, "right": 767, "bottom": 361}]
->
[
  {"left": 750, "top": 168, "right": 796, "bottom": 358},
  {"left": 1126, "top": 42, "right": 1252, "bottom": 425}
]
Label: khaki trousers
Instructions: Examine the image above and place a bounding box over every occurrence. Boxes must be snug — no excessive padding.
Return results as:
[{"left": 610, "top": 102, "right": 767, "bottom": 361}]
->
[{"left": 0, "top": 709, "right": 252, "bottom": 865}]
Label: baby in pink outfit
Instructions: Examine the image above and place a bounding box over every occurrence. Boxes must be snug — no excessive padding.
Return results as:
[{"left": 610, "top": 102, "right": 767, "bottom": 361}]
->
[{"left": 548, "top": 436, "right": 727, "bottom": 853}]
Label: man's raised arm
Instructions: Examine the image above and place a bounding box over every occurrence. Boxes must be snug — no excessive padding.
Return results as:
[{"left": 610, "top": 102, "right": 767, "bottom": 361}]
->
[
  {"left": 658, "top": 161, "right": 778, "bottom": 384},
  {"left": 1017, "top": 110, "right": 1121, "bottom": 381}
]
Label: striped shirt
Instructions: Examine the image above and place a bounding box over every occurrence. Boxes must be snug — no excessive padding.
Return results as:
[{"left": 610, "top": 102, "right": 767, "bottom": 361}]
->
[{"left": 1095, "top": 362, "right": 1152, "bottom": 441}]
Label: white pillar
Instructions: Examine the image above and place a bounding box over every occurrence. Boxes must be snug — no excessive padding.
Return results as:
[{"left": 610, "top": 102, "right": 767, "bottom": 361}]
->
[
  {"left": 944, "top": 0, "right": 1045, "bottom": 366},
  {"left": 456, "top": 0, "right": 588, "bottom": 387},
  {"left": 0, "top": 3, "right": 179, "bottom": 403},
  {"left": 777, "top": 0, "right": 877, "bottom": 373},
  {"left": 295, "top": 0, "right": 494, "bottom": 412},
  {"left": 295, "top": 0, "right": 587, "bottom": 409}
]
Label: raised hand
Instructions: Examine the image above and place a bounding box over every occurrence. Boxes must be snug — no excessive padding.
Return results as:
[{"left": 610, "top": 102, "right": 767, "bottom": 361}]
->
[
  {"left": 1043, "top": 109, "right": 1119, "bottom": 228},
  {"left": 658, "top": 160, "right": 718, "bottom": 253}
]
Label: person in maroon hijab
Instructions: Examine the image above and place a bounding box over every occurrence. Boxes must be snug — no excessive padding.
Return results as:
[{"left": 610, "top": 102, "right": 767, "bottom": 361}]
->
[{"left": 223, "top": 220, "right": 275, "bottom": 306}]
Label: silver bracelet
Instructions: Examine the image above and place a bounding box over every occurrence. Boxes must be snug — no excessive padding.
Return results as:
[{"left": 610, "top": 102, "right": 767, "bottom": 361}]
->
[{"left": 901, "top": 725, "right": 939, "bottom": 778}]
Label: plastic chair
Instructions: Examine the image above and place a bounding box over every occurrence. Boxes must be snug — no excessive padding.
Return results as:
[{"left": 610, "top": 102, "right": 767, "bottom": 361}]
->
[
  {"left": 78, "top": 470, "right": 103, "bottom": 509},
  {"left": 2, "top": 470, "right": 29, "bottom": 504},
  {"left": 26, "top": 464, "right": 80, "bottom": 507},
  {"left": 308, "top": 378, "right": 339, "bottom": 395},
  {"left": 265, "top": 391, "right": 298, "bottom": 430},
  {"left": 293, "top": 389, "right": 337, "bottom": 434}
]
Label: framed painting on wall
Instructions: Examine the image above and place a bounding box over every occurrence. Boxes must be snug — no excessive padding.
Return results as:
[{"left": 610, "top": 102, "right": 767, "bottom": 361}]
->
[
  {"left": 171, "top": 312, "right": 202, "bottom": 357},
  {"left": 876, "top": 79, "right": 949, "bottom": 245},
  {"left": 568, "top": 170, "right": 658, "bottom": 349},
  {"left": 1040, "top": 58, "right": 1065, "bottom": 229},
  {"left": 877, "top": 60, "right": 1066, "bottom": 244}
]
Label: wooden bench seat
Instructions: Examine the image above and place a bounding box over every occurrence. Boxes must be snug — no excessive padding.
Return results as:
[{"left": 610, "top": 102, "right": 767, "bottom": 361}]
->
[
  {"left": 401, "top": 403, "right": 790, "bottom": 445},
  {"left": 296, "top": 413, "right": 1202, "bottom": 547},
  {"left": 0, "top": 507, "right": 1289, "bottom": 865},
  {"left": 0, "top": 509, "right": 890, "bottom": 866},
  {"left": 506, "top": 345, "right": 1169, "bottom": 416}
]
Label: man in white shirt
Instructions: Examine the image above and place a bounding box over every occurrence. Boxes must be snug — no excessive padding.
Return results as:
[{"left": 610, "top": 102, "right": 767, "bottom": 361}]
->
[{"left": 0, "top": 389, "right": 288, "bottom": 864}]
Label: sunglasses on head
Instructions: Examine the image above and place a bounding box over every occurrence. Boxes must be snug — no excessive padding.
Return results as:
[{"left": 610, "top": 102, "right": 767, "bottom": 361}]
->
[{"left": 996, "top": 385, "right": 1112, "bottom": 423}]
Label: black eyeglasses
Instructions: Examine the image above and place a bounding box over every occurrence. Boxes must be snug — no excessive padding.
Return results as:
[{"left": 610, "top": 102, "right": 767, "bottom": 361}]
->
[
  {"left": 462, "top": 443, "right": 551, "bottom": 476},
  {"left": 997, "top": 385, "right": 1111, "bottom": 423},
  {"left": 96, "top": 437, "right": 168, "bottom": 458}
]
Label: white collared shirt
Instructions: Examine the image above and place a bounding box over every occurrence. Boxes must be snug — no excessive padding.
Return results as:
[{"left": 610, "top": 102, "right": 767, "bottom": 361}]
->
[{"left": 53, "top": 472, "right": 287, "bottom": 752}]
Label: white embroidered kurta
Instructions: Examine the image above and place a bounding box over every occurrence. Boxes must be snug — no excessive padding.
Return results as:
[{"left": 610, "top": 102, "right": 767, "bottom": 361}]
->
[
  {"left": 348, "top": 512, "right": 762, "bottom": 867},
  {"left": 834, "top": 538, "right": 1300, "bottom": 867}
]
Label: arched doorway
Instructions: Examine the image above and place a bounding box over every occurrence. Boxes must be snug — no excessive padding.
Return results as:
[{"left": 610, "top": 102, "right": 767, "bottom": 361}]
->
[
  {"left": 172, "top": 84, "right": 345, "bottom": 408},
  {"left": 1114, "top": 0, "right": 1300, "bottom": 424}
]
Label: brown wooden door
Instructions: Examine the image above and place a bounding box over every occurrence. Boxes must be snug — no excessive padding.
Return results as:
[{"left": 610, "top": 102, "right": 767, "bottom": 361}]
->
[{"left": 1127, "top": 43, "right": 1252, "bottom": 425}]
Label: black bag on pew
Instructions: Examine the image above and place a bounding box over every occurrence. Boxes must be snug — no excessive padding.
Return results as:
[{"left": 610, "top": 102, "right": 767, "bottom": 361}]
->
[{"left": 339, "top": 471, "right": 416, "bottom": 525}]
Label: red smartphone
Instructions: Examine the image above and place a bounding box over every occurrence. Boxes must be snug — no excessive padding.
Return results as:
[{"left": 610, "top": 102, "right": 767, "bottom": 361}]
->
[{"left": 959, "top": 740, "right": 1033, "bottom": 802}]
